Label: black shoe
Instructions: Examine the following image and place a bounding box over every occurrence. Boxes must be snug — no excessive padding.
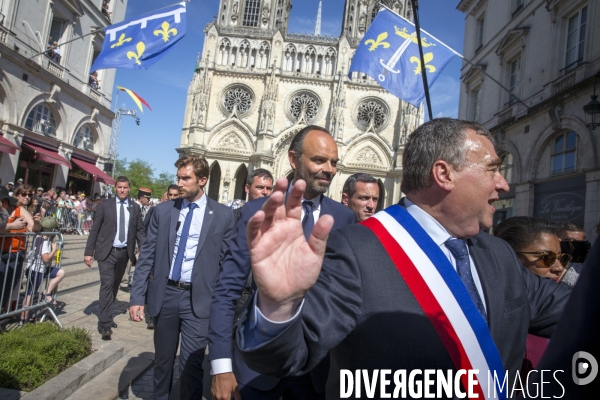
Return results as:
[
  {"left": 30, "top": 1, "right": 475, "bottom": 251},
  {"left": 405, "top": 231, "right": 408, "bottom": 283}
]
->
[
  {"left": 146, "top": 321, "right": 154, "bottom": 330},
  {"left": 101, "top": 328, "right": 112, "bottom": 340},
  {"left": 112, "top": 323, "right": 118, "bottom": 329}
]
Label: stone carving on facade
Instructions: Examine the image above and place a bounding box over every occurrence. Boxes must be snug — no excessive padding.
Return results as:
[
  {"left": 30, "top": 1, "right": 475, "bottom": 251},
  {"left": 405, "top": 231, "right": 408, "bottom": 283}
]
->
[
  {"left": 231, "top": 2, "right": 239, "bottom": 22},
  {"left": 356, "top": 147, "right": 382, "bottom": 165},
  {"left": 330, "top": 71, "right": 346, "bottom": 140},
  {"left": 218, "top": 132, "right": 245, "bottom": 149},
  {"left": 262, "top": 4, "right": 270, "bottom": 25},
  {"left": 549, "top": 104, "right": 563, "bottom": 130},
  {"left": 259, "top": 63, "right": 278, "bottom": 134},
  {"left": 190, "top": 56, "right": 211, "bottom": 128},
  {"left": 399, "top": 124, "right": 408, "bottom": 145}
]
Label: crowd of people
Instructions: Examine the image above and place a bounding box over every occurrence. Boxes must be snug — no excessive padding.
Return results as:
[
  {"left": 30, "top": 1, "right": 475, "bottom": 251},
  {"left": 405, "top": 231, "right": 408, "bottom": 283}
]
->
[{"left": 3, "top": 118, "right": 598, "bottom": 398}]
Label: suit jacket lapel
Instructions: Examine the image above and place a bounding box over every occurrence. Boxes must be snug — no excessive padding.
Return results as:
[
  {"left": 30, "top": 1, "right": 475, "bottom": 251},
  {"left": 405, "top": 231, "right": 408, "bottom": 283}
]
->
[
  {"left": 127, "top": 197, "right": 135, "bottom": 226},
  {"left": 169, "top": 199, "right": 182, "bottom": 267},
  {"left": 108, "top": 197, "right": 117, "bottom": 232},
  {"left": 318, "top": 194, "right": 329, "bottom": 217},
  {"left": 195, "top": 198, "right": 214, "bottom": 260},
  {"left": 468, "top": 235, "right": 503, "bottom": 334}
]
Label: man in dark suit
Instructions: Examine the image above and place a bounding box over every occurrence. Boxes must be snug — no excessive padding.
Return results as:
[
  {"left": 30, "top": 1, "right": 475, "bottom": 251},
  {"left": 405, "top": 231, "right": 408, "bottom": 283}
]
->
[
  {"left": 210, "top": 126, "right": 355, "bottom": 400},
  {"left": 235, "top": 118, "right": 572, "bottom": 398},
  {"left": 141, "top": 185, "right": 179, "bottom": 330},
  {"left": 129, "top": 155, "right": 234, "bottom": 400},
  {"left": 84, "top": 176, "right": 145, "bottom": 340}
]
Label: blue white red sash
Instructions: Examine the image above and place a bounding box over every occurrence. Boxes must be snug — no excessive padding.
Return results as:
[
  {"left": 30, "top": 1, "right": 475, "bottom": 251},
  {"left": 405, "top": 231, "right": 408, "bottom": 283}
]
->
[{"left": 362, "top": 205, "right": 506, "bottom": 399}]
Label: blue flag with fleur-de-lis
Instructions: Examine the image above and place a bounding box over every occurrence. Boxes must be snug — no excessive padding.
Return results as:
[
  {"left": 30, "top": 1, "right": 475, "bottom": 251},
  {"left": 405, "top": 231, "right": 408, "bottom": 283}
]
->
[
  {"left": 349, "top": 8, "right": 458, "bottom": 107},
  {"left": 91, "top": 2, "right": 187, "bottom": 71}
]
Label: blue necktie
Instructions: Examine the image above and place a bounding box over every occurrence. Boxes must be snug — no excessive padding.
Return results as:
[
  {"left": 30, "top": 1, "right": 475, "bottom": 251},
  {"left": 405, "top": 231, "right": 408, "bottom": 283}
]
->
[
  {"left": 444, "top": 238, "right": 487, "bottom": 321},
  {"left": 171, "top": 202, "right": 198, "bottom": 282},
  {"left": 302, "top": 200, "right": 314, "bottom": 241}
]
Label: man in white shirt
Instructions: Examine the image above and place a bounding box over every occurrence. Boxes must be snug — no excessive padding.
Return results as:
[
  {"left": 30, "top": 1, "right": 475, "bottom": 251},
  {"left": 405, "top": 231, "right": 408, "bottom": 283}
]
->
[{"left": 129, "top": 155, "right": 235, "bottom": 400}]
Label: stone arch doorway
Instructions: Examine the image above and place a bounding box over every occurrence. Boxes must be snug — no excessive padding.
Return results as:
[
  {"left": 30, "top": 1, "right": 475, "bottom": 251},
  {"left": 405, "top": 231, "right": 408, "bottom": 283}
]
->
[
  {"left": 234, "top": 164, "right": 248, "bottom": 201},
  {"left": 208, "top": 162, "right": 221, "bottom": 201}
]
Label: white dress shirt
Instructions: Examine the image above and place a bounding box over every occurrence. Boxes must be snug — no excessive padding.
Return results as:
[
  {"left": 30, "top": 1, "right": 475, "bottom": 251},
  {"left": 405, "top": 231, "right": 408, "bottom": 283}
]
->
[
  {"left": 169, "top": 195, "right": 207, "bottom": 283},
  {"left": 112, "top": 198, "right": 130, "bottom": 248},
  {"left": 244, "top": 199, "right": 487, "bottom": 348}
]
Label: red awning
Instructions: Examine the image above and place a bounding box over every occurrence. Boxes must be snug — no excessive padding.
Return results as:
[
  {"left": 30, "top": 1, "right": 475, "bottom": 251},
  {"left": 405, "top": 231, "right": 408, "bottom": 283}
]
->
[
  {"left": 0, "top": 135, "right": 21, "bottom": 155},
  {"left": 22, "top": 142, "right": 71, "bottom": 168},
  {"left": 71, "top": 158, "right": 116, "bottom": 185}
]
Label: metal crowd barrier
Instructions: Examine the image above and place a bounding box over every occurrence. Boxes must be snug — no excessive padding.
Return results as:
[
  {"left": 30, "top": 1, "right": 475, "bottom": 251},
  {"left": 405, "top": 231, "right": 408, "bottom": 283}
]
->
[
  {"left": 44, "top": 207, "right": 94, "bottom": 236},
  {"left": 0, "top": 231, "right": 65, "bottom": 330}
]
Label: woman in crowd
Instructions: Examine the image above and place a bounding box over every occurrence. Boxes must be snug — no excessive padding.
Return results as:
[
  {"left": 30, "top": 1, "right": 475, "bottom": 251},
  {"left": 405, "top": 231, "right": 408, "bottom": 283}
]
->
[
  {"left": 1, "top": 185, "right": 41, "bottom": 312},
  {"left": 495, "top": 216, "right": 571, "bottom": 282},
  {"left": 494, "top": 216, "right": 572, "bottom": 371}
]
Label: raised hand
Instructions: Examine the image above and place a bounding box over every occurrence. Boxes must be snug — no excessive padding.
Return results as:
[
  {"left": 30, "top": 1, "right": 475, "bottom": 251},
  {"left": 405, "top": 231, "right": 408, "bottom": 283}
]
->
[{"left": 247, "top": 178, "right": 334, "bottom": 321}]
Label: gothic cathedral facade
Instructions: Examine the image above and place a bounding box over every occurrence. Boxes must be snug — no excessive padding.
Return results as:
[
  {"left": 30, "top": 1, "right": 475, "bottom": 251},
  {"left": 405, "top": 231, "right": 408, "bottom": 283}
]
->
[{"left": 179, "top": 0, "right": 423, "bottom": 207}]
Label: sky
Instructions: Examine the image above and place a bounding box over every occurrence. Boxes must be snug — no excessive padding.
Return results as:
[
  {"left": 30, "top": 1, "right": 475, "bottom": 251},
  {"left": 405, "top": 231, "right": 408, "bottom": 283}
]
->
[{"left": 112, "top": 0, "right": 466, "bottom": 177}]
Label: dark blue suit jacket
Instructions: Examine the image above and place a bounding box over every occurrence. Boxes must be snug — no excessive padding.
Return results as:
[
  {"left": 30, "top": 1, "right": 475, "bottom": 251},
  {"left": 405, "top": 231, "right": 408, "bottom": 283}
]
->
[
  {"left": 209, "top": 194, "right": 356, "bottom": 391},
  {"left": 130, "top": 197, "right": 234, "bottom": 322}
]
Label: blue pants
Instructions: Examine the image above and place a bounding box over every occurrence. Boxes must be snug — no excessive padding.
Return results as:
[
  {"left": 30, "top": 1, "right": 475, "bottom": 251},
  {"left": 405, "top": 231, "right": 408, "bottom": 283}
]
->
[{"left": 153, "top": 284, "right": 208, "bottom": 400}]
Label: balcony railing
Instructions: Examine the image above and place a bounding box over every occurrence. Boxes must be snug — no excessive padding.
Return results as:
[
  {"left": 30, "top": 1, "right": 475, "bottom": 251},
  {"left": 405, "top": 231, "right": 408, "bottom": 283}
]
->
[
  {"left": 498, "top": 107, "right": 513, "bottom": 124},
  {"left": 0, "top": 24, "right": 8, "bottom": 44},
  {"left": 552, "top": 69, "right": 576, "bottom": 96},
  {"left": 88, "top": 86, "right": 103, "bottom": 105},
  {"left": 45, "top": 59, "right": 67, "bottom": 79}
]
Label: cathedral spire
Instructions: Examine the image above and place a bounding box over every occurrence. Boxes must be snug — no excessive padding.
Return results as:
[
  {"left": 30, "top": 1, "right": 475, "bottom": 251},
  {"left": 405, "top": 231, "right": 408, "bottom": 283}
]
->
[{"left": 314, "top": 0, "right": 322, "bottom": 36}]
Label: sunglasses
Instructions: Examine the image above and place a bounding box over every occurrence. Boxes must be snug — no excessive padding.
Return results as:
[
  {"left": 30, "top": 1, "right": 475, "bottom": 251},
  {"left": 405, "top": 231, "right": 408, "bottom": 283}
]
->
[
  {"left": 518, "top": 251, "right": 572, "bottom": 267},
  {"left": 19, "top": 193, "right": 33, "bottom": 197}
]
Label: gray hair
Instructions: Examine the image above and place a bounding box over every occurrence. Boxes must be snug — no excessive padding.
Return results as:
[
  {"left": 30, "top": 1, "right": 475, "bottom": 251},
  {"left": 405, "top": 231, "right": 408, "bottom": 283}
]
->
[
  {"left": 342, "top": 173, "right": 378, "bottom": 198},
  {"left": 288, "top": 125, "right": 332, "bottom": 161},
  {"left": 400, "top": 118, "right": 494, "bottom": 194},
  {"left": 247, "top": 168, "right": 274, "bottom": 185}
]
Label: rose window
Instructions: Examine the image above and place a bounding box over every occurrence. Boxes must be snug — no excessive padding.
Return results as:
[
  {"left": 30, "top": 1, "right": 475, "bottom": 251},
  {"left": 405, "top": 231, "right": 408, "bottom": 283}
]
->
[
  {"left": 289, "top": 92, "right": 320, "bottom": 122},
  {"left": 223, "top": 86, "right": 253, "bottom": 115},
  {"left": 356, "top": 99, "right": 388, "bottom": 130}
]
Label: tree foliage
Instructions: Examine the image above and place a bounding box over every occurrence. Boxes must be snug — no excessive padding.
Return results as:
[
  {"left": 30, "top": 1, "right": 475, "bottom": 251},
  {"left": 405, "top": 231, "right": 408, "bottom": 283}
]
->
[{"left": 114, "top": 157, "right": 175, "bottom": 199}]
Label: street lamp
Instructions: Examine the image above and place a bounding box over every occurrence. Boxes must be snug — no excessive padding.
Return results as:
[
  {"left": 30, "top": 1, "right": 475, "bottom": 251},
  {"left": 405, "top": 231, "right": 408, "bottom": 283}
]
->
[{"left": 583, "top": 72, "right": 600, "bottom": 130}]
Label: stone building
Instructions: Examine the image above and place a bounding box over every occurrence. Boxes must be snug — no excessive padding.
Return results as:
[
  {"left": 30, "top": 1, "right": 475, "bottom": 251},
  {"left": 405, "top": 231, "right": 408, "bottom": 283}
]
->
[
  {"left": 178, "top": 0, "right": 423, "bottom": 207},
  {"left": 0, "top": 0, "right": 124, "bottom": 193},
  {"left": 457, "top": 0, "right": 600, "bottom": 234}
]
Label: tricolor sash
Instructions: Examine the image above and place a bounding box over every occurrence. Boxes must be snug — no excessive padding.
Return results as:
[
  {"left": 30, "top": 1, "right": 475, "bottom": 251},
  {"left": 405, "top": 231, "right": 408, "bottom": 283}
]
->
[{"left": 362, "top": 205, "right": 506, "bottom": 399}]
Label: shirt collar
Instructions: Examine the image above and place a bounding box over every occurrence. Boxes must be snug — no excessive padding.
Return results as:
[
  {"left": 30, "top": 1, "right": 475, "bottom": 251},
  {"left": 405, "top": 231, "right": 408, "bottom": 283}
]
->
[
  {"left": 403, "top": 198, "right": 452, "bottom": 247},
  {"left": 182, "top": 193, "right": 207, "bottom": 209},
  {"left": 288, "top": 180, "right": 322, "bottom": 210},
  {"left": 116, "top": 197, "right": 128, "bottom": 205}
]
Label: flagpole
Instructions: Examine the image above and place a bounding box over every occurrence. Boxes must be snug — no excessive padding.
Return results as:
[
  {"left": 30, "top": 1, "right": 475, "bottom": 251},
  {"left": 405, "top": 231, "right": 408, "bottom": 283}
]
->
[
  {"left": 27, "top": 27, "right": 105, "bottom": 60},
  {"left": 410, "top": 0, "right": 433, "bottom": 120}
]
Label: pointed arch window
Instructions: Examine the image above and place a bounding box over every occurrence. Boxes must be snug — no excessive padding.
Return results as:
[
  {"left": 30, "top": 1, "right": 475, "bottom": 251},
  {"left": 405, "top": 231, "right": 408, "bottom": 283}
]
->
[
  {"left": 25, "top": 104, "right": 57, "bottom": 135},
  {"left": 243, "top": 0, "right": 261, "bottom": 27}
]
